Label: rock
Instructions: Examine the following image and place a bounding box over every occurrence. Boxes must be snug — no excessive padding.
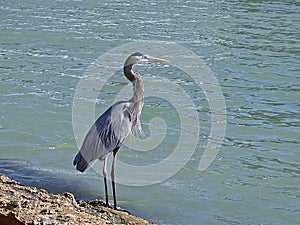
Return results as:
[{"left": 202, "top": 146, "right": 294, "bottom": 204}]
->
[
  {"left": 39, "top": 208, "right": 51, "bottom": 215},
  {"left": 0, "top": 212, "right": 25, "bottom": 225},
  {"left": 0, "top": 173, "right": 154, "bottom": 225}
]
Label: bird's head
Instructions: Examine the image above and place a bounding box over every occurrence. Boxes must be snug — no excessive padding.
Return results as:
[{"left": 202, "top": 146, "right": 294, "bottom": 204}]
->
[
  {"left": 123, "top": 52, "right": 169, "bottom": 82},
  {"left": 124, "top": 52, "right": 169, "bottom": 67}
]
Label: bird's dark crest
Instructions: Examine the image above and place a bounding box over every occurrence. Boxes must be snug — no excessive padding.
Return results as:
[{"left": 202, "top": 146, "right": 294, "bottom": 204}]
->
[{"left": 130, "top": 52, "right": 144, "bottom": 57}]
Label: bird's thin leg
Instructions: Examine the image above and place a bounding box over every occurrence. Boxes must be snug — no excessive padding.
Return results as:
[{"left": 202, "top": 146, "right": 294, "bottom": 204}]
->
[
  {"left": 111, "top": 147, "right": 119, "bottom": 210},
  {"left": 103, "top": 158, "right": 109, "bottom": 207}
]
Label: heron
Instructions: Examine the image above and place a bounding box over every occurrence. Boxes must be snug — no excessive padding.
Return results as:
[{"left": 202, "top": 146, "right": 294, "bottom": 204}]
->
[{"left": 73, "top": 52, "right": 168, "bottom": 210}]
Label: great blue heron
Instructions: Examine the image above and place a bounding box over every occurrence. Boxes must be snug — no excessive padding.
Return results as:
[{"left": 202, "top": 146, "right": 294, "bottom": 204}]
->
[{"left": 73, "top": 52, "right": 168, "bottom": 210}]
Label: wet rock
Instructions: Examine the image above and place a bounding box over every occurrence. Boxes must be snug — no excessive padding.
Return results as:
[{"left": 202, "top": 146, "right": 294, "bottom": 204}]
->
[
  {"left": 87, "top": 199, "right": 106, "bottom": 207},
  {"left": 5, "top": 200, "right": 20, "bottom": 210},
  {"left": 0, "top": 173, "right": 154, "bottom": 225}
]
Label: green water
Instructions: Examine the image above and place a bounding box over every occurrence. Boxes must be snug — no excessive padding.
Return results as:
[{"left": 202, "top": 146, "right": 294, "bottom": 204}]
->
[{"left": 1, "top": 1, "right": 299, "bottom": 224}]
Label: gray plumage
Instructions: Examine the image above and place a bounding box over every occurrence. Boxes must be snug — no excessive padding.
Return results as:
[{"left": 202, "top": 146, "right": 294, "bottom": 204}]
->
[
  {"left": 73, "top": 52, "right": 168, "bottom": 209},
  {"left": 73, "top": 100, "right": 140, "bottom": 171}
]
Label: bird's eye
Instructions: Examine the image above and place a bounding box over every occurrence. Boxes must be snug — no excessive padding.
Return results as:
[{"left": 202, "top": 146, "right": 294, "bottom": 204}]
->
[{"left": 143, "top": 55, "right": 148, "bottom": 59}]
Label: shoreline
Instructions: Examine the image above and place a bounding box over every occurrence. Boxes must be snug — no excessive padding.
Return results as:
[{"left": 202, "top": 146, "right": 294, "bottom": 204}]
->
[{"left": 0, "top": 173, "right": 154, "bottom": 225}]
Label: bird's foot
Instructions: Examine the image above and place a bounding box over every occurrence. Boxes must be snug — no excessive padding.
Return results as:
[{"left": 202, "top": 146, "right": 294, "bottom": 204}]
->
[
  {"left": 104, "top": 203, "right": 129, "bottom": 213},
  {"left": 105, "top": 202, "right": 113, "bottom": 209},
  {"left": 113, "top": 206, "right": 130, "bottom": 213}
]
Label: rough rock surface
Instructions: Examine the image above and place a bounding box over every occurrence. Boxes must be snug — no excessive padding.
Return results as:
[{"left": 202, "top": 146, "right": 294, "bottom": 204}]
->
[{"left": 0, "top": 173, "right": 153, "bottom": 225}]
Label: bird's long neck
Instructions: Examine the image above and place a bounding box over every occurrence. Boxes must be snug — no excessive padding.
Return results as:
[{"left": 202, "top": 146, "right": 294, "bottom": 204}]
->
[
  {"left": 124, "top": 64, "right": 136, "bottom": 82},
  {"left": 123, "top": 64, "right": 144, "bottom": 103},
  {"left": 132, "top": 76, "right": 144, "bottom": 103},
  {"left": 123, "top": 64, "right": 144, "bottom": 132},
  {"left": 131, "top": 76, "right": 144, "bottom": 132}
]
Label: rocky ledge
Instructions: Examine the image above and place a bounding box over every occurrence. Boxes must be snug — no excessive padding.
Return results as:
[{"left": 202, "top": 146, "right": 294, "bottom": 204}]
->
[{"left": 0, "top": 173, "right": 153, "bottom": 225}]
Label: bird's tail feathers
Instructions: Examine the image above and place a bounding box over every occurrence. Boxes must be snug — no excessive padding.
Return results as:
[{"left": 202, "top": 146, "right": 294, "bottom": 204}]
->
[{"left": 73, "top": 152, "right": 88, "bottom": 172}]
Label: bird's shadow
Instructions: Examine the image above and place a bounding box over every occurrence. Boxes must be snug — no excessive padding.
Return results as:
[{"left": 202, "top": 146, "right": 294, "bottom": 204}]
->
[{"left": 0, "top": 158, "right": 99, "bottom": 202}]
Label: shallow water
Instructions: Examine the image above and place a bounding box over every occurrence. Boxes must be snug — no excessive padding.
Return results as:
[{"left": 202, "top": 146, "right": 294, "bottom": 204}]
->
[{"left": 1, "top": 1, "right": 300, "bottom": 224}]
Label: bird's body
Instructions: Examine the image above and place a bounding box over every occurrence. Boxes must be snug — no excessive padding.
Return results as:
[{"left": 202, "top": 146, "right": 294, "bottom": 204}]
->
[
  {"left": 73, "top": 101, "right": 131, "bottom": 171},
  {"left": 73, "top": 52, "right": 167, "bottom": 209},
  {"left": 74, "top": 78, "right": 144, "bottom": 171}
]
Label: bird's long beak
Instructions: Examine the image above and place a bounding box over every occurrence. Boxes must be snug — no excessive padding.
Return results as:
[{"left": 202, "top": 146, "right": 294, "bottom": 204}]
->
[{"left": 148, "top": 56, "right": 169, "bottom": 63}]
